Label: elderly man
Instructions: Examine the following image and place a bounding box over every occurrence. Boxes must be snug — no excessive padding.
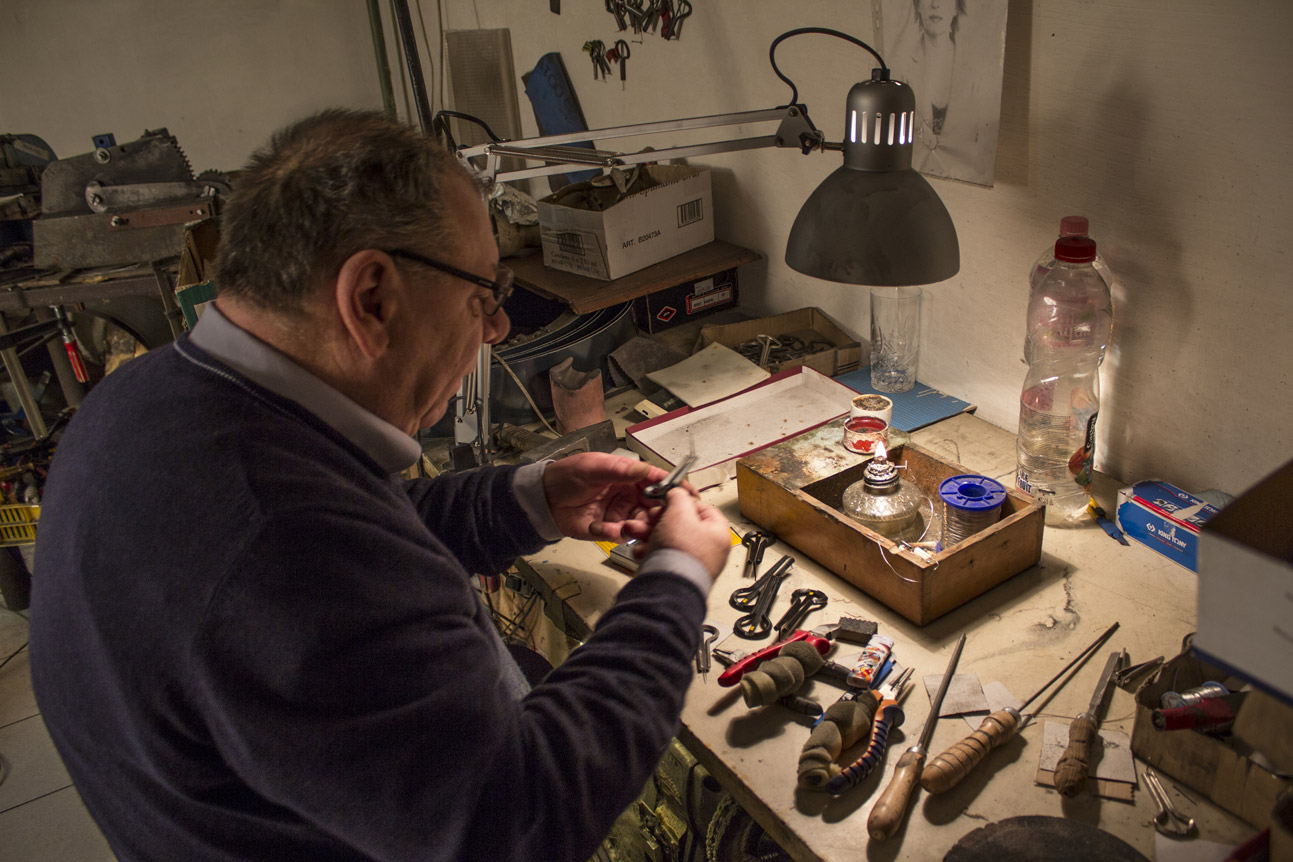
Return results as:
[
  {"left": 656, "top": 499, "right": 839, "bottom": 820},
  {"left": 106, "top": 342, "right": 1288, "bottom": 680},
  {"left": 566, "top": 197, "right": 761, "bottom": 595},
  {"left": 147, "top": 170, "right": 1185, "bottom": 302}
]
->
[{"left": 30, "top": 109, "right": 731, "bottom": 862}]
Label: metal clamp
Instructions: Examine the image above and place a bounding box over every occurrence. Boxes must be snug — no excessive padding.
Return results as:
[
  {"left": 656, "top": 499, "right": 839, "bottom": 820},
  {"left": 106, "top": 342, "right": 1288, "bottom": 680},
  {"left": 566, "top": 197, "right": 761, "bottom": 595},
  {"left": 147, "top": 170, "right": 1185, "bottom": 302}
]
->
[{"left": 1144, "top": 767, "right": 1196, "bottom": 837}]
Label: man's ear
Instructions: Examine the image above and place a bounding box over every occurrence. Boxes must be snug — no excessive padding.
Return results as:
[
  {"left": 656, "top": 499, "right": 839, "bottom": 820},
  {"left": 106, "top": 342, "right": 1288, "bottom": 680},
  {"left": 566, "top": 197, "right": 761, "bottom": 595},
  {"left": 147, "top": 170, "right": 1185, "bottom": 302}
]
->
[{"left": 334, "top": 250, "right": 399, "bottom": 359}]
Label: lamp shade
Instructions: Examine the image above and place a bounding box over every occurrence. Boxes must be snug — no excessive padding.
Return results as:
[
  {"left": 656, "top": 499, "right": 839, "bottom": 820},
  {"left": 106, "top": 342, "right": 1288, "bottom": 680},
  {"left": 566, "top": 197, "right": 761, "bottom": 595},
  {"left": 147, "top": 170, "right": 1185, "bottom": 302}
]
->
[{"left": 786, "top": 76, "right": 959, "bottom": 286}]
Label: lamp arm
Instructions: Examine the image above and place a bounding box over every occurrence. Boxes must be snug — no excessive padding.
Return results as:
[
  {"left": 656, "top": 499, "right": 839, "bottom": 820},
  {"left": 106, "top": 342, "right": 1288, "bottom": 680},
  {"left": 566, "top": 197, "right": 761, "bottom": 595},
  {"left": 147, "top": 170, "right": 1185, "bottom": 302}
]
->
[{"left": 456, "top": 105, "right": 822, "bottom": 185}]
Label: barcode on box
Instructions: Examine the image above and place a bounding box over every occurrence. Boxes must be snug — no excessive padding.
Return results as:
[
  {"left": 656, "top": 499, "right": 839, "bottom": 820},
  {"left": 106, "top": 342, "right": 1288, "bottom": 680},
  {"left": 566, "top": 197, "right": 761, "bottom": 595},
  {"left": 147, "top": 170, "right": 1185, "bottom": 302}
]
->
[
  {"left": 677, "top": 198, "right": 704, "bottom": 227},
  {"left": 556, "top": 232, "right": 585, "bottom": 255}
]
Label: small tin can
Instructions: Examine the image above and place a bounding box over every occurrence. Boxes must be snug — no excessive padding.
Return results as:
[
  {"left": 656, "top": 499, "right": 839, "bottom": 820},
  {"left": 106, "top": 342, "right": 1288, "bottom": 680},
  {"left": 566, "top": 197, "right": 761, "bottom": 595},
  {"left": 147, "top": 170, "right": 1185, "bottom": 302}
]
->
[{"left": 1160, "top": 681, "right": 1229, "bottom": 709}]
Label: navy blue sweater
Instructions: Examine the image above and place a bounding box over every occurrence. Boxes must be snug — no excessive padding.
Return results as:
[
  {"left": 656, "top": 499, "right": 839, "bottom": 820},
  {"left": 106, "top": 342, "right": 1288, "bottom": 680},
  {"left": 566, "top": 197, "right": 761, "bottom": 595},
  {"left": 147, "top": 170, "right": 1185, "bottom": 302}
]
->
[{"left": 30, "top": 336, "right": 706, "bottom": 862}]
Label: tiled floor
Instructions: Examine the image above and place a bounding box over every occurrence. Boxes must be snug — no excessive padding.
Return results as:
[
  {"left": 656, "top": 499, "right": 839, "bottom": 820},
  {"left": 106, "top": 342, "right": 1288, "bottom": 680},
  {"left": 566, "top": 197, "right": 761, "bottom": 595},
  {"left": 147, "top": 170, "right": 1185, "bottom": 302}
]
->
[{"left": 0, "top": 606, "right": 115, "bottom": 862}]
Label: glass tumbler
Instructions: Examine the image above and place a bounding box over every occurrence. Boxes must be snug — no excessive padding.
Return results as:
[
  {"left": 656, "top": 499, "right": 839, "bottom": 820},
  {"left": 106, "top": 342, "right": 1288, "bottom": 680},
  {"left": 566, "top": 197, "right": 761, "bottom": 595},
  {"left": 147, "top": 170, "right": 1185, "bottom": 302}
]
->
[{"left": 870, "top": 286, "right": 922, "bottom": 393}]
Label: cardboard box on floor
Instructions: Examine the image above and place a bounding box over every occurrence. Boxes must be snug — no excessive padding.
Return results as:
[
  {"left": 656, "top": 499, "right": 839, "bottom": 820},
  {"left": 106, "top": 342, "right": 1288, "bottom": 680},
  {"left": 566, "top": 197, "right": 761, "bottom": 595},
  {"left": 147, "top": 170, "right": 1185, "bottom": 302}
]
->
[
  {"left": 1131, "top": 649, "right": 1293, "bottom": 828},
  {"left": 537, "top": 165, "right": 713, "bottom": 281},
  {"left": 696, "top": 307, "right": 862, "bottom": 377}
]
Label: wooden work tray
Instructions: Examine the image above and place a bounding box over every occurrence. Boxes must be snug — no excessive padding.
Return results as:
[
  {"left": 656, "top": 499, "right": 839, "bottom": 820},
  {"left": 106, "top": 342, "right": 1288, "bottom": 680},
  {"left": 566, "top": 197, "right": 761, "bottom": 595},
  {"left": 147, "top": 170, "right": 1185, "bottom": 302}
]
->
[{"left": 736, "top": 419, "right": 1045, "bottom": 625}]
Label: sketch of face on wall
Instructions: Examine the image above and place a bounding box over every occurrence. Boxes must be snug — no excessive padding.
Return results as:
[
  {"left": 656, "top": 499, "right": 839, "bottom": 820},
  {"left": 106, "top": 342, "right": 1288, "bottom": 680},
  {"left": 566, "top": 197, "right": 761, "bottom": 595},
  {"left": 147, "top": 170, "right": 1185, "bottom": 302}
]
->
[{"left": 881, "top": 0, "right": 1009, "bottom": 186}]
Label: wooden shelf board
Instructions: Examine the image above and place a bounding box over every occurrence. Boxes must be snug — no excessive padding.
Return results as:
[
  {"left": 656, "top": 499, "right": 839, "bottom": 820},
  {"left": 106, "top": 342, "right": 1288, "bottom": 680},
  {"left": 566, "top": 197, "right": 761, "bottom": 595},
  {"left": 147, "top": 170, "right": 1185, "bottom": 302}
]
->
[{"left": 508, "top": 240, "right": 761, "bottom": 314}]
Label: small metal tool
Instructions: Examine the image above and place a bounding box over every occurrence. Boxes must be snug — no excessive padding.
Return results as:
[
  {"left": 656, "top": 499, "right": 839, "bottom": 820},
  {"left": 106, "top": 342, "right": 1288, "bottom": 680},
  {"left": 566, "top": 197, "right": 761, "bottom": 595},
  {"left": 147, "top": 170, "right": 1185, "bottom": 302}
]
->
[
  {"left": 774, "top": 588, "right": 828, "bottom": 640},
  {"left": 1113, "top": 655, "right": 1164, "bottom": 688},
  {"left": 740, "top": 529, "right": 775, "bottom": 579},
  {"left": 695, "top": 624, "right": 719, "bottom": 681},
  {"left": 1144, "top": 767, "right": 1196, "bottom": 837},
  {"left": 730, "top": 555, "right": 794, "bottom": 639},
  {"left": 643, "top": 453, "right": 698, "bottom": 499}
]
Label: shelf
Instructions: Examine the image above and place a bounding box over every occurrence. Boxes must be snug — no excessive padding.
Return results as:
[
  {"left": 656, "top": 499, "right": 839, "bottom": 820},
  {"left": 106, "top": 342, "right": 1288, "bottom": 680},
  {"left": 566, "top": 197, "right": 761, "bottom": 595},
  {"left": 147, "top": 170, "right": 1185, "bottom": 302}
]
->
[{"left": 507, "top": 240, "right": 761, "bottom": 315}]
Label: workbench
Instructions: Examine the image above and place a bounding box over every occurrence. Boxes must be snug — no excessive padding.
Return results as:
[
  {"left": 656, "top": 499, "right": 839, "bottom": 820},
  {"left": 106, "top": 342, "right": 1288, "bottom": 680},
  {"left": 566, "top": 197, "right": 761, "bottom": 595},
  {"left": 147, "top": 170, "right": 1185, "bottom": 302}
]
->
[{"left": 520, "top": 409, "right": 1258, "bottom": 861}]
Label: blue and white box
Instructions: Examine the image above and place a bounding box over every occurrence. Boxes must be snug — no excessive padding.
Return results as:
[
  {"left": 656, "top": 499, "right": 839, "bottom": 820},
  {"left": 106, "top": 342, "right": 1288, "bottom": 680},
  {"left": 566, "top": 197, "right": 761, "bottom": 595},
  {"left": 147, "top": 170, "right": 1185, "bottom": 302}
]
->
[{"left": 1115, "top": 480, "right": 1220, "bottom": 572}]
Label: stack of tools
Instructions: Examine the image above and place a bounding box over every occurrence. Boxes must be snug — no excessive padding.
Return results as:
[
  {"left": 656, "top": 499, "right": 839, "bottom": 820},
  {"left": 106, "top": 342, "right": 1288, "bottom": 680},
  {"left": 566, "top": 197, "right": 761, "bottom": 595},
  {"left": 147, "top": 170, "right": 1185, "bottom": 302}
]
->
[{"left": 34, "top": 129, "right": 230, "bottom": 269}]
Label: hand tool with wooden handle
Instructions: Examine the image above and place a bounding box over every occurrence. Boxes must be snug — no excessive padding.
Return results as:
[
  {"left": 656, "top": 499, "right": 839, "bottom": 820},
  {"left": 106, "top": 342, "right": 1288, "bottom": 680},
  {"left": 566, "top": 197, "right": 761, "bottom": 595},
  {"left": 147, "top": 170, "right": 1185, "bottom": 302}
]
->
[
  {"left": 867, "top": 634, "right": 966, "bottom": 841},
  {"left": 824, "top": 667, "right": 914, "bottom": 795},
  {"left": 1053, "top": 649, "right": 1123, "bottom": 796},
  {"left": 920, "top": 622, "right": 1119, "bottom": 795}
]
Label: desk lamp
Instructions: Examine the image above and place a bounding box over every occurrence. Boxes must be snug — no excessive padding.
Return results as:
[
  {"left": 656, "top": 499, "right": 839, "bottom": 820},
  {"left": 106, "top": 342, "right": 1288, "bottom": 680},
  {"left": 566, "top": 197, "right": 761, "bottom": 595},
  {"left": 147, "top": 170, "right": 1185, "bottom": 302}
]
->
[
  {"left": 453, "top": 27, "right": 960, "bottom": 288},
  {"left": 405, "top": 23, "right": 962, "bottom": 460}
]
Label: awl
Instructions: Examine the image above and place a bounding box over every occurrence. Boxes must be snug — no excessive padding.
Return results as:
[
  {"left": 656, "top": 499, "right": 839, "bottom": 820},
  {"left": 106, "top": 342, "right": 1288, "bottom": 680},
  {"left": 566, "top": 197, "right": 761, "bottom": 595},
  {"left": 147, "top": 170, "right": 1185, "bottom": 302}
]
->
[
  {"left": 1053, "top": 649, "right": 1124, "bottom": 797},
  {"left": 867, "top": 634, "right": 966, "bottom": 841}
]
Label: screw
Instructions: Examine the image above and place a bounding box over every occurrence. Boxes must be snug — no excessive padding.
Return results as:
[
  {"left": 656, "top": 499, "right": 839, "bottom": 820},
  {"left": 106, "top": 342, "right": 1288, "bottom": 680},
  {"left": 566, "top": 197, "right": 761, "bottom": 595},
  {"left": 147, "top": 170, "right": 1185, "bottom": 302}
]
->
[
  {"left": 89, "top": 194, "right": 103, "bottom": 206},
  {"left": 110, "top": 215, "right": 127, "bottom": 227}
]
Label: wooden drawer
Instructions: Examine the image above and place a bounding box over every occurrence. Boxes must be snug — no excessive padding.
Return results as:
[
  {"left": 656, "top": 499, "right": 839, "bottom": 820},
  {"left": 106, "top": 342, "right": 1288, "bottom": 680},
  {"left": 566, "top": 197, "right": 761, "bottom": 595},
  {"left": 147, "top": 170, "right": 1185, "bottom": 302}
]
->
[{"left": 736, "top": 420, "right": 1044, "bottom": 625}]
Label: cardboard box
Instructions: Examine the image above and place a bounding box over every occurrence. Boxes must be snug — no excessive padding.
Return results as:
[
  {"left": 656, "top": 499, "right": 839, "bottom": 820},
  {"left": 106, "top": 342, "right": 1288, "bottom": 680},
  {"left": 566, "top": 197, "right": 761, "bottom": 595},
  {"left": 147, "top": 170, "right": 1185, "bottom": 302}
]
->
[
  {"left": 633, "top": 268, "right": 738, "bottom": 334},
  {"left": 537, "top": 165, "right": 713, "bottom": 280},
  {"left": 1131, "top": 651, "right": 1292, "bottom": 828},
  {"left": 1115, "top": 480, "right": 1220, "bottom": 572},
  {"left": 696, "top": 307, "right": 863, "bottom": 377},
  {"left": 737, "top": 430, "right": 1045, "bottom": 626},
  {"left": 625, "top": 367, "right": 857, "bottom": 482},
  {"left": 1195, "top": 457, "right": 1293, "bottom": 703}
]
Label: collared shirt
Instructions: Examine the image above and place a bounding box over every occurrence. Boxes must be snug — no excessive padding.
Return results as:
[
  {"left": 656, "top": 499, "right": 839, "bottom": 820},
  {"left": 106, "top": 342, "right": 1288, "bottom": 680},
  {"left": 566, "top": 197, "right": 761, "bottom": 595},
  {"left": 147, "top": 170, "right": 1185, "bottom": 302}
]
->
[{"left": 189, "top": 303, "right": 562, "bottom": 540}]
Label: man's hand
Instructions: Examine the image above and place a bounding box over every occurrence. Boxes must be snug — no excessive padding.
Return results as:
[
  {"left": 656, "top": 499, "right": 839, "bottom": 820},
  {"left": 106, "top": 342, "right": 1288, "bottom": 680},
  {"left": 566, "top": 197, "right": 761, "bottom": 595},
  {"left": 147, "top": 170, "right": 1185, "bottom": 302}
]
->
[
  {"left": 644, "top": 488, "right": 731, "bottom": 580},
  {"left": 542, "top": 452, "right": 672, "bottom": 542}
]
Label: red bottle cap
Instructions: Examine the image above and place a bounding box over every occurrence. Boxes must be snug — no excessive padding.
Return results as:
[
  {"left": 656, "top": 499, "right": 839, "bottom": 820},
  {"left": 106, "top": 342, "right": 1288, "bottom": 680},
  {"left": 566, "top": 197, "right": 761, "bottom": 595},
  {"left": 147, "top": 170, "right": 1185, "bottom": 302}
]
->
[{"left": 1055, "top": 235, "right": 1097, "bottom": 263}]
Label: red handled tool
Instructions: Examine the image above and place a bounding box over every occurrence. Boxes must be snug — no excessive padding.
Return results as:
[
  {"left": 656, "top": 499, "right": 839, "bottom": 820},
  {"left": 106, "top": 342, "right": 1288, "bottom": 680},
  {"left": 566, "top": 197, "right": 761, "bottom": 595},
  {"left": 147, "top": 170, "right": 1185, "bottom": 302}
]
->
[
  {"left": 716, "top": 626, "right": 833, "bottom": 687},
  {"left": 52, "top": 306, "right": 90, "bottom": 384}
]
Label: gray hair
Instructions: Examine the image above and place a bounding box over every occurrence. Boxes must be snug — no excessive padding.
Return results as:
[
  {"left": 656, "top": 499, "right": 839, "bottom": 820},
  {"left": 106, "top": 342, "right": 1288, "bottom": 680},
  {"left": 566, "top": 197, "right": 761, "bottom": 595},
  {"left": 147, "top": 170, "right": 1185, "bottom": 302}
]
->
[{"left": 213, "top": 109, "right": 477, "bottom": 313}]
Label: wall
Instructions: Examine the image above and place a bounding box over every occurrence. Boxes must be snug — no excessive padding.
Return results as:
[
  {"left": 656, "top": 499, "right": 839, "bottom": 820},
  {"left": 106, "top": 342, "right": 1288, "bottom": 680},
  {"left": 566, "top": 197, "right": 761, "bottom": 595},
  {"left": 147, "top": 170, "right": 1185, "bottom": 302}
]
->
[{"left": 3, "top": 0, "right": 1290, "bottom": 496}]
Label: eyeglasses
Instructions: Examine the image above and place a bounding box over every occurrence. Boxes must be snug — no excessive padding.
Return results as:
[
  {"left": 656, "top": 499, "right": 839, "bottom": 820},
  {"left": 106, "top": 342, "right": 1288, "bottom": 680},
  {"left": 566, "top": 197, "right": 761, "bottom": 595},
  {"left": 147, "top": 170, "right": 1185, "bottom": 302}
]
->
[{"left": 385, "top": 248, "right": 513, "bottom": 316}]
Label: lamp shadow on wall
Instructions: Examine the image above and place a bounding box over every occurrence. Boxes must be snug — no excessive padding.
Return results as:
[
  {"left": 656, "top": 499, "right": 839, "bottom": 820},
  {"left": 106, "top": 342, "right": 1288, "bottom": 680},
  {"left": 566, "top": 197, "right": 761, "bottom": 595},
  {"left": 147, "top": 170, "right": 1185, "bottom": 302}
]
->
[{"left": 1091, "top": 75, "right": 1189, "bottom": 485}]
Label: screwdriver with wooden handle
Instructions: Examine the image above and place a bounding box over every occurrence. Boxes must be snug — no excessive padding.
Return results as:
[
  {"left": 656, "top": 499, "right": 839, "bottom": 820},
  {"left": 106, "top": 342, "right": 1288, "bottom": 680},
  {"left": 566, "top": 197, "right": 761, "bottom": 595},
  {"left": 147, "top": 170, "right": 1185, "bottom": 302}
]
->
[
  {"left": 920, "top": 622, "right": 1119, "bottom": 795},
  {"left": 1053, "top": 649, "right": 1123, "bottom": 797},
  {"left": 867, "top": 634, "right": 966, "bottom": 841}
]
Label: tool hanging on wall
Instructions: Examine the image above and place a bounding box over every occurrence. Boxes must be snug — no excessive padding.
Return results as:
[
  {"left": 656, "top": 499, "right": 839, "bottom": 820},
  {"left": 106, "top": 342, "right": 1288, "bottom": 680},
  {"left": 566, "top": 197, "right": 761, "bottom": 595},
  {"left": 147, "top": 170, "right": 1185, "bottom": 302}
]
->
[
  {"left": 605, "top": 39, "right": 630, "bottom": 89},
  {"left": 920, "top": 622, "right": 1120, "bottom": 795},
  {"left": 583, "top": 40, "right": 612, "bottom": 81},
  {"left": 868, "top": 634, "right": 965, "bottom": 840},
  {"left": 1053, "top": 649, "right": 1125, "bottom": 796},
  {"left": 662, "top": 0, "right": 691, "bottom": 39}
]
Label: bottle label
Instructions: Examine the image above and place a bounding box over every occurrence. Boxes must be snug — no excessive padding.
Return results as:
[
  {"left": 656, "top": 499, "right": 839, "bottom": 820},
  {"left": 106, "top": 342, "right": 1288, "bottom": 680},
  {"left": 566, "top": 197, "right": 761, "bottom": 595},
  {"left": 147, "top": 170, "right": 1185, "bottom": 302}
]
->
[{"left": 1067, "top": 411, "right": 1098, "bottom": 489}]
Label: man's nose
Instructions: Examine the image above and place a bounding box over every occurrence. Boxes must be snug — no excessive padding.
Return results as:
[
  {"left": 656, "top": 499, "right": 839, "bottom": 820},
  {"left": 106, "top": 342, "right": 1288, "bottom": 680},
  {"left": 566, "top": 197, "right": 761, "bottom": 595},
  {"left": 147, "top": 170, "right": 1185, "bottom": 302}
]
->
[{"left": 483, "top": 308, "right": 511, "bottom": 345}]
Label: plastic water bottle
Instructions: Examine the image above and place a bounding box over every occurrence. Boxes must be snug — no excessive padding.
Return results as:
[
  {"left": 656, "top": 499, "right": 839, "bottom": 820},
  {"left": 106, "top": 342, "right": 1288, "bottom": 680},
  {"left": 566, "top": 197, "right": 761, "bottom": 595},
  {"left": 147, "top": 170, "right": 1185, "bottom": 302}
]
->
[
  {"left": 1016, "top": 236, "right": 1113, "bottom": 525},
  {"left": 1028, "top": 215, "right": 1115, "bottom": 297}
]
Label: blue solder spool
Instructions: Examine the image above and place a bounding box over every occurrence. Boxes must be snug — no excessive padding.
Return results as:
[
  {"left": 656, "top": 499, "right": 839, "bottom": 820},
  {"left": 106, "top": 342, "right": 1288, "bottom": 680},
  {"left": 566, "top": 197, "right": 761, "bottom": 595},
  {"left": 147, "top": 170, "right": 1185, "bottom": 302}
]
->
[{"left": 938, "top": 474, "right": 1008, "bottom": 548}]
